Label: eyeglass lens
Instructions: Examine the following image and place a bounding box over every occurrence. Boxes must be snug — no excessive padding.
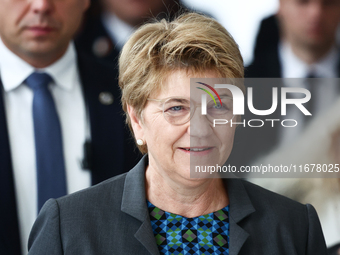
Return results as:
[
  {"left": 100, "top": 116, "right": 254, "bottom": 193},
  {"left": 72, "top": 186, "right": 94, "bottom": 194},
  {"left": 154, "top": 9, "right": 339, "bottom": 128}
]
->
[{"left": 163, "top": 97, "right": 234, "bottom": 125}]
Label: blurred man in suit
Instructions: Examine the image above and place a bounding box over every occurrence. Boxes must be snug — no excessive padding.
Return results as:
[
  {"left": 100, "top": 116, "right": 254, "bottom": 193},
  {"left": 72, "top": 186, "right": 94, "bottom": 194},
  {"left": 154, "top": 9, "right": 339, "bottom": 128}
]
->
[
  {"left": 0, "top": 0, "right": 140, "bottom": 254},
  {"left": 232, "top": 1, "right": 340, "bottom": 253},
  {"left": 75, "top": 0, "right": 191, "bottom": 64},
  {"left": 229, "top": 0, "right": 340, "bottom": 165},
  {"left": 247, "top": 0, "right": 340, "bottom": 78}
]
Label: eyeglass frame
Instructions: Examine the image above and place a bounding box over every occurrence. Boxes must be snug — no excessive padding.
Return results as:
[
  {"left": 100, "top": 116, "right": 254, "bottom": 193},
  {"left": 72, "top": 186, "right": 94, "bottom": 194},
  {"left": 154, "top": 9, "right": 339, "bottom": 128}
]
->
[{"left": 147, "top": 96, "right": 235, "bottom": 126}]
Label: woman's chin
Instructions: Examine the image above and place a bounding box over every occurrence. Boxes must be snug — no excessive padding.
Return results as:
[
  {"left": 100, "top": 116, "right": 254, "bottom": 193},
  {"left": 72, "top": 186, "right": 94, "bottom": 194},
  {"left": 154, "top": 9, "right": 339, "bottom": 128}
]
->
[
  {"left": 168, "top": 150, "right": 225, "bottom": 181},
  {"left": 190, "top": 154, "right": 221, "bottom": 168}
]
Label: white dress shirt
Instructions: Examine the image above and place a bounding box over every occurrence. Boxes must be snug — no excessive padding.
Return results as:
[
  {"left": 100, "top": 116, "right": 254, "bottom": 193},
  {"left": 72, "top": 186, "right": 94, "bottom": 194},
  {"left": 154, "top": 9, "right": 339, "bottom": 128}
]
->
[
  {"left": 280, "top": 42, "right": 339, "bottom": 79},
  {"left": 102, "top": 12, "right": 136, "bottom": 49},
  {"left": 0, "top": 39, "right": 91, "bottom": 254}
]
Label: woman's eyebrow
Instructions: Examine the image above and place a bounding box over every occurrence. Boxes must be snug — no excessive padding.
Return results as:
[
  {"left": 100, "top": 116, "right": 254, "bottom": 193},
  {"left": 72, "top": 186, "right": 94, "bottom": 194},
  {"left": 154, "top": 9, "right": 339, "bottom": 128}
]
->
[
  {"left": 212, "top": 94, "right": 232, "bottom": 98},
  {"left": 171, "top": 98, "right": 189, "bottom": 103}
]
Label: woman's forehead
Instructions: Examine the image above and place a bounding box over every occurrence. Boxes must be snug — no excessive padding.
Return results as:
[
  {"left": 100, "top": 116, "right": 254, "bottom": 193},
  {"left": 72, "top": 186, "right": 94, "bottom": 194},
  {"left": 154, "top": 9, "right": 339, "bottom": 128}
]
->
[
  {"left": 151, "top": 71, "right": 191, "bottom": 98},
  {"left": 153, "top": 69, "right": 230, "bottom": 99}
]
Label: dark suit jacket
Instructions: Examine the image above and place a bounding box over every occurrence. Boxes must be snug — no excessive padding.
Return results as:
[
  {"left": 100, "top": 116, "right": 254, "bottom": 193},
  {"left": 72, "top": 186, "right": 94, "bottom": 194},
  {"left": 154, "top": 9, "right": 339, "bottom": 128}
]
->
[
  {"left": 245, "top": 15, "right": 282, "bottom": 78},
  {"left": 28, "top": 155, "right": 327, "bottom": 255},
  {"left": 0, "top": 50, "right": 141, "bottom": 255}
]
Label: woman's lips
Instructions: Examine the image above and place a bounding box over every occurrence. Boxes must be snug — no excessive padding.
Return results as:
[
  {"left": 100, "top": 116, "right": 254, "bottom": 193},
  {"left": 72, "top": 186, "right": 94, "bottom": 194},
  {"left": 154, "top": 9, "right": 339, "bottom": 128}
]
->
[{"left": 179, "top": 147, "right": 214, "bottom": 155}]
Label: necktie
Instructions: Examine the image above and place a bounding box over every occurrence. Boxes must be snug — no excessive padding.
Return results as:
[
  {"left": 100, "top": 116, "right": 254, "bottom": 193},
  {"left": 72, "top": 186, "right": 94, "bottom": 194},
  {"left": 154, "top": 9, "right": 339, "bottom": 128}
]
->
[
  {"left": 25, "top": 72, "right": 67, "bottom": 212},
  {"left": 304, "top": 72, "right": 317, "bottom": 126}
]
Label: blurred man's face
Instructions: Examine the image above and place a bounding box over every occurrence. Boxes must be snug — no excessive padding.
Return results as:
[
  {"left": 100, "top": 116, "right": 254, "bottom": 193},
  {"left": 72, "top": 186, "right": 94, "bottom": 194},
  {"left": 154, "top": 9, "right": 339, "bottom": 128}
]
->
[
  {"left": 0, "top": 0, "right": 89, "bottom": 66},
  {"left": 102, "top": 0, "right": 171, "bottom": 27},
  {"left": 278, "top": 0, "right": 340, "bottom": 50}
]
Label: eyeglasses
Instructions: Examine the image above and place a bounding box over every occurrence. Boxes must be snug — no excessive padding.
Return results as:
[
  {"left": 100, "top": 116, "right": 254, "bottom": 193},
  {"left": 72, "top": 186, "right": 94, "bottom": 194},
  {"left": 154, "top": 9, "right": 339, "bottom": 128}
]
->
[{"left": 147, "top": 96, "right": 234, "bottom": 126}]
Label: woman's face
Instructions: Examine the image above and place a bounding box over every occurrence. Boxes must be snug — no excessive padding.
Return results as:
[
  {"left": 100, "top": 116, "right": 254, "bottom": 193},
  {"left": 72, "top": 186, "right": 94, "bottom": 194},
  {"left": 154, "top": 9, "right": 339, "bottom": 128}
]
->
[{"left": 129, "top": 69, "right": 237, "bottom": 186}]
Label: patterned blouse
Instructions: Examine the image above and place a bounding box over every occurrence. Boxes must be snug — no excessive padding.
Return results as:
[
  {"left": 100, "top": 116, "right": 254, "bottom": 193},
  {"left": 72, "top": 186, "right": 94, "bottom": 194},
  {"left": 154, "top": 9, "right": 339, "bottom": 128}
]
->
[{"left": 147, "top": 200, "right": 230, "bottom": 255}]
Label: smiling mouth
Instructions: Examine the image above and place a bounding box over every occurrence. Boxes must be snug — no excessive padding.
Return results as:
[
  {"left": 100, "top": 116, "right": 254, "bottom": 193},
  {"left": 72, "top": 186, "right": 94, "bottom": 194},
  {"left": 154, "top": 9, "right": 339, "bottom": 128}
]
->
[{"left": 180, "top": 147, "right": 213, "bottom": 152}]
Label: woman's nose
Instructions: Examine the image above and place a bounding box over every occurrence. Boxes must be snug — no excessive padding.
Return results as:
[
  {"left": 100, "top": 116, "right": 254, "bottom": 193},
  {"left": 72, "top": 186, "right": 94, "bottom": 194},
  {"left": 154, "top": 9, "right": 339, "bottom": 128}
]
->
[{"left": 188, "top": 104, "right": 212, "bottom": 137}]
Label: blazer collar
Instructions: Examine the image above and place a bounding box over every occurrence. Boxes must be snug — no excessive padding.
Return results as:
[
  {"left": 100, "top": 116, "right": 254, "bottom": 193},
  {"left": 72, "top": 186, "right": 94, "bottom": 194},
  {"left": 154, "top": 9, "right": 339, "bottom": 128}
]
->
[
  {"left": 121, "top": 155, "right": 149, "bottom": 221},
  {"left": 121, "top": 155, "right": 256, "bottom": 255},
  {"left": 226, "top": 178, "right": 256, "bottom": 254},
  {"left": 226, "top": 178, "right": 256, "bottom": 223}
]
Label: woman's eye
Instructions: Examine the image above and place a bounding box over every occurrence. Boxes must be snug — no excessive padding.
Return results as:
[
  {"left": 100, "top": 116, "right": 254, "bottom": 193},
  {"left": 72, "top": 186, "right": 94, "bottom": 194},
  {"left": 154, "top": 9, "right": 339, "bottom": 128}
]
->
[
  {"left": 170, "top": 106, "right": 183, "bottom": 111},
  {"left": 212, "top": 104, "right": 227, "bottom": 110},
  {"left": 165, "top": 105, "right": 187, "bottom": 113},
  {"left": 165, "top": 105, "right": 190, "bottom": 115}
]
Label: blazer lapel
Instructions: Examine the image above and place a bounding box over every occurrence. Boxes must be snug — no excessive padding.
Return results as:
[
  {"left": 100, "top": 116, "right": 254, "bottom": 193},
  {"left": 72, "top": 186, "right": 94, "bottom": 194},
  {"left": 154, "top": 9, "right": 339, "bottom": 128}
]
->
[
  {"left": 229, "top": 219, "right": 249, "bottom": 255},
  {"left": 121, "top": 156, "right": 160, "bottom": 255},
  {"left": 0, "top": 79, "right": 22, "bottom": 255},
  {"left": 134, "top": 220, "right": 160, "bottom": 255},
  {"left": 226, "top": 179, "right": 256, "bottom": 255}
]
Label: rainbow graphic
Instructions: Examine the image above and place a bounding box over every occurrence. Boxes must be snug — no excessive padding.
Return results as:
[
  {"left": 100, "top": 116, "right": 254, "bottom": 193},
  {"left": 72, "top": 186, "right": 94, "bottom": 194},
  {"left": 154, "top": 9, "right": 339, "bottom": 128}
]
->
[{"left": 196, "top": 82, "right": 222, "bottom": 106}]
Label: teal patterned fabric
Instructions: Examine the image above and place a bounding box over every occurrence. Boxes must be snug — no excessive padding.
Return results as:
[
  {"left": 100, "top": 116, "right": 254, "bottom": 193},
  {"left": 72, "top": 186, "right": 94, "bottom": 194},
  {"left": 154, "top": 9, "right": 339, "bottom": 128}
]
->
[{"left": 147, "top": 200, "right": 230, "bottom": 255}]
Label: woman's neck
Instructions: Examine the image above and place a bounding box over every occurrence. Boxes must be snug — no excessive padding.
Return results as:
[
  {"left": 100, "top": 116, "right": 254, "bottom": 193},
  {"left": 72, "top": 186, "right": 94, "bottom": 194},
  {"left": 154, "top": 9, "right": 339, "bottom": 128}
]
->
[{"left": 145, "top": 165, "right": 229, "bottom": 218}]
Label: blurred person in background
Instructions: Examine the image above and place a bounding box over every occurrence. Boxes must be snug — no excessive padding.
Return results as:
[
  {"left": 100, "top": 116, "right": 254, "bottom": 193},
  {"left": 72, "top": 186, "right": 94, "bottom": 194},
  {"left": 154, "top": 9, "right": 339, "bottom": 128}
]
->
[
  {"left": 75, "top": 0, "right": 188, "bottom": 64},
  {"left": 247, "top": 0, "right": 340, "bottom": 78},
  {"left": 229, "top": 0, "right": 340, "bottom": 170},
  {"left": 229, "top": 0, "right": 340, "bottom": 168},
  {"left": 75, "top": 0, "right": 210, "bottom": 66},
  {"left": 0, "top": 0, "right": 140, "bottom": 254},
  {"left": 226, "top": 0, "right": 340, "bottom": 253}
]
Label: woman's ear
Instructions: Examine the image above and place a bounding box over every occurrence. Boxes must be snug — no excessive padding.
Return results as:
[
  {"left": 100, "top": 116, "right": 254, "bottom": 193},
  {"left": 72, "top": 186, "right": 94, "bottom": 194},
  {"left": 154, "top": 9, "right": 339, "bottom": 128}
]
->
[{"left": 127, "top": 104, "right": 145, "bottom": 140}]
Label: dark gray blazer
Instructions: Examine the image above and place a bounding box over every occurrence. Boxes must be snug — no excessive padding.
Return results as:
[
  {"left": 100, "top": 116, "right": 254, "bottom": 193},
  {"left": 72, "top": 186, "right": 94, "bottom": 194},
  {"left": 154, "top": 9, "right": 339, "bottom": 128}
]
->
[{"left": 28, "top": 156, "right": 327, "bottom": 255}]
